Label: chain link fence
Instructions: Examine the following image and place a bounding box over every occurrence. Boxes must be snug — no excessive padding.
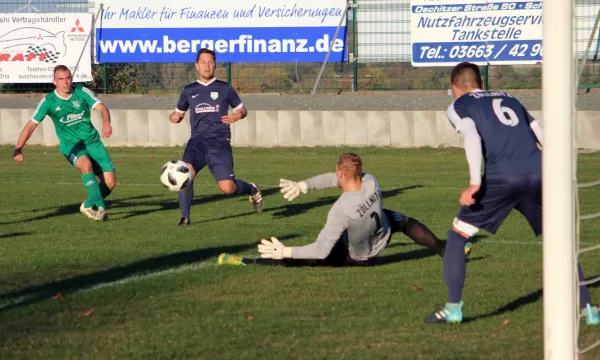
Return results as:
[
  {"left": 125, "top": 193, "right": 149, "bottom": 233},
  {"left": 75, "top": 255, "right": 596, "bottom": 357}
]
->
[{"left": 1, "top": 0, "right": 599, "bottom": 93}]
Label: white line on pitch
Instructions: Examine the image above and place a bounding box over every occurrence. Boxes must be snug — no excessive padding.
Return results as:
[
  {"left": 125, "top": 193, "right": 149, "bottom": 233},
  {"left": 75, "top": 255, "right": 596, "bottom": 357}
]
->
[{"left": 0, "top": 261, "right": 216, "bottom": 310}]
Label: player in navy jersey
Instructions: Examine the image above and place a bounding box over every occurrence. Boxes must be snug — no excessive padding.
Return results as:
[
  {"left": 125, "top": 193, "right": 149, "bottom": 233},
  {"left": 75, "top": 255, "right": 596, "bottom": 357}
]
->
[
  {"left": 168, "top": 48, "right": 263, "bottom": 226},
  {"left": 424, "top": 62, "right": 599, "bottom": 325}
]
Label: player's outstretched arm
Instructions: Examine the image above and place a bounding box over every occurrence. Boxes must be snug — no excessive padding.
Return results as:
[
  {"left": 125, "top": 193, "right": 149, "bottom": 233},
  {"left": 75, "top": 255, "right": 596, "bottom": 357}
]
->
[
  {"left": 13, "top": 120, "right": 39, "bottom": 162},
  {"left": 279, "top": 173, "right": 339, "bottom": 201},
  {"left": 257, "top": 230, "right": 339, "bottom": 260},
  {"left": 258, "top": 208, "right": 346, "bottom": 260},
  {"left": 95, "top": 103, "right": 112, "bottom": 138}
]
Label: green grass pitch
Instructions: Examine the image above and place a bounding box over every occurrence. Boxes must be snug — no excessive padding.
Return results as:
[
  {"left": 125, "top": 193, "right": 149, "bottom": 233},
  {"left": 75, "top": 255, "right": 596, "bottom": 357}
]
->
[{"left": 0, "top": 145, "right": 598, "bottom": 359}]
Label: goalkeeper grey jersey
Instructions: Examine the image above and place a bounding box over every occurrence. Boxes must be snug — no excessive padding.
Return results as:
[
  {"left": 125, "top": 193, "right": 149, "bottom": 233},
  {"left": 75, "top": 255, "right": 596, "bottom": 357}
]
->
[{"left": 291, "top": 173, "right": 391, "bottom": 261}]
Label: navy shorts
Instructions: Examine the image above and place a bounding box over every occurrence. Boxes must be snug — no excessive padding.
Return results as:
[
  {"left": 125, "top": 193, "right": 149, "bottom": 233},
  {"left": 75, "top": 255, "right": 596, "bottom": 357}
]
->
[
  {"left": 182, "top": 137, "right": 235, "bottom": 182},
  {"left": 457, "top": 173, "right": 542, "bottom": 236}
]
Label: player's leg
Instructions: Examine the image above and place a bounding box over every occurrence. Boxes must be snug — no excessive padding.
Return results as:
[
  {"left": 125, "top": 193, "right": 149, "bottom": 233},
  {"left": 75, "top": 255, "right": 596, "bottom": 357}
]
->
[
  {"left": 425, "top": 180, "right": 516, "bottom": 324},
  {"left": 207, "top": 141, "right": 263, "bottom": 212},
  {"left": 86, "top": 140, "right": 117, "bottom": 200},
  {"left": 178, "top": 138, "right": 205, "bottom": 226},
  {"left": 384, "top": 209, "right": 447, "bottom": 257},
  {"left": 517, "top": 174, "right": 598, "bottom": 325},
  {"left": 96, "top": 171, "right": 116, "bottom": 199},
  {"left": 61, "top": 143, "right": 106, "bottom": 220},
  {"left": 423, "top": 217, "right": 481, "bottom": 324}
]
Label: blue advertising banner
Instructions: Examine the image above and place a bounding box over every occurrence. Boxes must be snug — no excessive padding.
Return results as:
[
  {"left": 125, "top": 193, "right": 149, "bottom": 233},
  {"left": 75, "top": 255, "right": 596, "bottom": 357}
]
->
[{"left": 94, "top": 1, "right": 348, "bottom": 63}]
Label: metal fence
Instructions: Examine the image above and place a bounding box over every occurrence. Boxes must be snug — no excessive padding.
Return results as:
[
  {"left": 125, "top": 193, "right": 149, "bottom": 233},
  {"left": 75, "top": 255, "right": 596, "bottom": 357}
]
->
[{"left": 1, "top": 0, "right": 600, "bottom": 94}]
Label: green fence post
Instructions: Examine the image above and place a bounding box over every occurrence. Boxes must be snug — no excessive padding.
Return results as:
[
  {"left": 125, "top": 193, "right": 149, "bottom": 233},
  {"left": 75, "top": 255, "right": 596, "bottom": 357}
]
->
[
  {"left": 483, "top": 65, "right": 489, "bottom": 90},
  {"left": 352, "top": 0, "right": 358, "bottom": 92},
  {"left": 103, "top": 63, "right": 108, "bottom": 94},
  {"left": 226, "top": 62, "right": 232, "bottom": 84}
]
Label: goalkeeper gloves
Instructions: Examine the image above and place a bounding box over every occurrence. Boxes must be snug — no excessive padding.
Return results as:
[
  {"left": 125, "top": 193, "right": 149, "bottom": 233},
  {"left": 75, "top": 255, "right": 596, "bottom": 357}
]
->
[
  {"left": 257, "top": 237, "right": 293, "bottom": 259},
  {"left": 279, "top": 178, "right": 308, "bottom": 201}
]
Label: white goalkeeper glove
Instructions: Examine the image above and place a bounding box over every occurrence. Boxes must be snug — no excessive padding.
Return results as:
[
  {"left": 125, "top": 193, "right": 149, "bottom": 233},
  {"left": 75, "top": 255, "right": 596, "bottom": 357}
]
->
[
  {"left": 279, "top": 178, "right": 308, "bottom": 201},
  {"left": 257, "top": 237, "right": 293, "bottom": 259}
]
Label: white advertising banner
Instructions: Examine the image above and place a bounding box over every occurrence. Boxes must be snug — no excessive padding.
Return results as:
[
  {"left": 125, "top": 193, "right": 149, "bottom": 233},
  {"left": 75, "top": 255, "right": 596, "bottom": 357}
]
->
[
  {"left": 0, "top": 13, "right": 93, "bottom": 83},
  {"left": 410, "top": 0, "right": 543, "bottom": 66}
]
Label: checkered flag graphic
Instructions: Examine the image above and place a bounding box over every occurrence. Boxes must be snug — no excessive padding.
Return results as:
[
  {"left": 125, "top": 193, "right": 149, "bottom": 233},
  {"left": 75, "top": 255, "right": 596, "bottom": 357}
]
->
[{"left": 25, "top": 46, "right": 60, "bottom": 63}]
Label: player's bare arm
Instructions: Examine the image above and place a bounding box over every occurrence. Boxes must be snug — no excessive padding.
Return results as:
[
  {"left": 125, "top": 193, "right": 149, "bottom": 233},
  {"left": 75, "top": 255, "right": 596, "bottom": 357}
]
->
[
  {"left": 95, "top": 103, "right": 112, "bottom": 138},
  {"left": 169, "top": 111, "right": 184, "bottom": 123},
  {"left": 221, "top": 105, "right": 247, "bottom": 125},
  {"left": 13, "top": 120, "right": 39, "bottom": 162}
]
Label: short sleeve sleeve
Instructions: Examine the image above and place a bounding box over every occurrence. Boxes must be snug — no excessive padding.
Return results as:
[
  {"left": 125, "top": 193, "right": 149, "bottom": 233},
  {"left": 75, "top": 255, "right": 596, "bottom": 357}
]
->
[
  {"left": 175, "top": 88, "right": 189, "bottom": 113},
  {"left": 31, "top": 98, "right": 49, "bottom": 123},
  {"left": 447, "top": 100, "right": 473, "bottom": 134},
  {"left": 79, "top": 86, "right": 102, "bottom": 110},
  {"left": 225, "top": 84, "right": 243, "bottom": 110},
  {"left": 524, "top": 108, "right": 536, "bottom": 124}
]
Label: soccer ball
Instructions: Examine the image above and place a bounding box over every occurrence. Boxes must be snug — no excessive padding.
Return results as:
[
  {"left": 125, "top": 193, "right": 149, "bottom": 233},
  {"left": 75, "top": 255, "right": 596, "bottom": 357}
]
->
[{"left": 160, "top": 160, "right": 192, "bottom": 192}]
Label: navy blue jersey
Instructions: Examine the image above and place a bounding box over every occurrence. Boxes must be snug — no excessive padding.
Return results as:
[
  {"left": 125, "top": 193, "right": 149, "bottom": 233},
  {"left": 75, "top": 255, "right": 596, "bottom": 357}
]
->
[
  {"left": 175, "top": 78, "right": 243, "bottom": 140},
  {"left": 447, "top": 90, "right": 541, "bottom": 179}
]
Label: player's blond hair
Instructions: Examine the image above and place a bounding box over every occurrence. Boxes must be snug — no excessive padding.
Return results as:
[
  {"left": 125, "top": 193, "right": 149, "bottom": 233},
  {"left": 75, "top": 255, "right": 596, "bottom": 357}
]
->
[
  {"left": 336, "top": 152, "right": 362, "bottom": 178},
  {"left": 53, "top": 65, "right": 70, "bottom": 77}
]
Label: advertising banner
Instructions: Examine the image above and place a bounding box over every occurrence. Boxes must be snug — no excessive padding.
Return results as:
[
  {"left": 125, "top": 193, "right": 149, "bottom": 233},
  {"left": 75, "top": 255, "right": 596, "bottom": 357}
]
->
[
  {"left": 94, "top": 0, "right": 348, "bottom": 63},
  {"left": 410, "top": 0, "right": 543, "bottom": 66},
  {"left": 0, "top": 13, "right": 93, "bottom": 83}
]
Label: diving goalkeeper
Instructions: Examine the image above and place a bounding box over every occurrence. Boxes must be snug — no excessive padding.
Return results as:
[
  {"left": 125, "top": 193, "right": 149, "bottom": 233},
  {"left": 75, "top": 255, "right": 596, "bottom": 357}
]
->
[{"left": 219, "top": 152, "right": 471, "bottom": 266}]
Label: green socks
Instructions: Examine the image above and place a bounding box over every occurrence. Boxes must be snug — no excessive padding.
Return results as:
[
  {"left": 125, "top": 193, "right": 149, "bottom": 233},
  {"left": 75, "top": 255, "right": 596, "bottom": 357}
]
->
[{"left": 82, "top": 173, "right": 106, "bottom": 209}]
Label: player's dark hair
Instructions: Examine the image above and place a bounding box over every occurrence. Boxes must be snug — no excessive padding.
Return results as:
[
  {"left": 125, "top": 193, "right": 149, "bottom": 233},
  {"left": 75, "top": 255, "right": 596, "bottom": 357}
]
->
[
  {"left": 53, "top": 65, "right": 71, "bottom": 77},
  {"left": 450, "top": 62, "right": 483, "bottom": 90},
  {"left": 337, "top": 153, "right": 362, "bottom": 178},
  {"left": 196, "top": 48, "right": 216, "bottom": 62}
]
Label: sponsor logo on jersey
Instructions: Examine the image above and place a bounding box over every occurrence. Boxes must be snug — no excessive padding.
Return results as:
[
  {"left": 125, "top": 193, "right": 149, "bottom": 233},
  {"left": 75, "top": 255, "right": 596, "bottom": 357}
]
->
[
  {"left": 195, "top": 103, "right": 219, "bottom": 113},
  {"left": 72, "top": 100, "right": 81, "bottom": 109},
  {"left": 59, "top": 111, "right": 85, "bottom": 126}
]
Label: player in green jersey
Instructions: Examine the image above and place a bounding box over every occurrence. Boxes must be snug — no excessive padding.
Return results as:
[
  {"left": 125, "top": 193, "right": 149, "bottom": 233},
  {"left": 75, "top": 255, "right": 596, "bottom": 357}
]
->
[{"left": 13, "top": 65, "right": 116, "bottom": 221}]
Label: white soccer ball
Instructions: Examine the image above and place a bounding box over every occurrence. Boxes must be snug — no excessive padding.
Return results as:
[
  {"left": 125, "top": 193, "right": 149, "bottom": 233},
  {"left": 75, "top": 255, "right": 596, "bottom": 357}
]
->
[{"left": 160, "top": 160, "right": 192, "bottom": 192}]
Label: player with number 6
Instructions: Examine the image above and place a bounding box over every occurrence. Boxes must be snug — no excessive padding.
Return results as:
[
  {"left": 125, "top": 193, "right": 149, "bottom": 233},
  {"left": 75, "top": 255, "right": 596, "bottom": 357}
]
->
[{"left": 423, "top": 62, "right": 599, "bottom": 325}]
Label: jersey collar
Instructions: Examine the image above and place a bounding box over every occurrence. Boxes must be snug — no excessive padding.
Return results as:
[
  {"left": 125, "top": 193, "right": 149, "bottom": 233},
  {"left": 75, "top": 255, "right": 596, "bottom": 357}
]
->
[
  {"left": 196, "top": 78, "right": 217, "bottom": 86},
  {"left": 54, "top": 89, "right": 73, "bottom": 100}
]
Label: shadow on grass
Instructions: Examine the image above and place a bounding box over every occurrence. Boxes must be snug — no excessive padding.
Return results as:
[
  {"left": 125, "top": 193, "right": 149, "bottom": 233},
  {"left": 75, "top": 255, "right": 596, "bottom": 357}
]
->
[
  {"left": 112, "top": 187, "right": 281, "bottom": 221},
  {"left": 0, "top": 233, "right": 301, "bottom": 312},
  {"left": 0, "top": 187, "right": 281, "bottom": 224},
  {"left": 462, "top": 274, "right": 600, "bottom": 323},
  {"left": 0, "top": 185, "right": 422, "bottom": 226},
  {"left": 0, "top": 232, "right": 32, "bottom": 240},
  {"left": 0, "top": 194, "right": 162, "bottom": 225}
]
